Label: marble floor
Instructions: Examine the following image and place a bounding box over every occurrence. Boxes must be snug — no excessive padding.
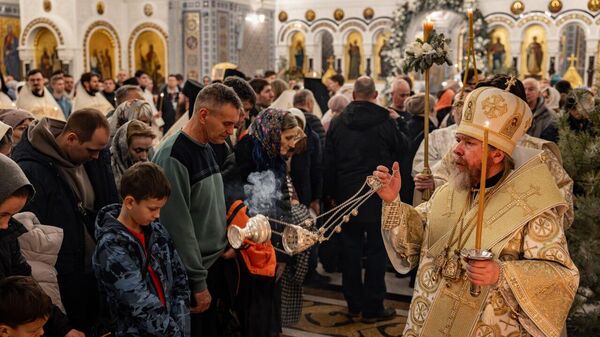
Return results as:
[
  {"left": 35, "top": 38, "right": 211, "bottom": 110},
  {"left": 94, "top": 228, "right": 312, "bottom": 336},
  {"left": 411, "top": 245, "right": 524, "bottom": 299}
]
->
[{"left": 282, "top": 264, "right": 416, "bottom": 337}]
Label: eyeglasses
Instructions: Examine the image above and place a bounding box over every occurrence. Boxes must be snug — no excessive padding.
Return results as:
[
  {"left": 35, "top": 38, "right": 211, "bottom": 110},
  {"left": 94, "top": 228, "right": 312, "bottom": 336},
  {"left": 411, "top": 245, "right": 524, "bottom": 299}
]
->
[{"left": 132, "top": 147, "right": 152, "bottom": 154}]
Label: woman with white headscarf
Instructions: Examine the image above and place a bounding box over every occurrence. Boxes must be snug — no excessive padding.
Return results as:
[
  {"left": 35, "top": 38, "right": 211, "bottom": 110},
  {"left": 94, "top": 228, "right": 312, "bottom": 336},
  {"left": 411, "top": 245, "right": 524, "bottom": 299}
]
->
[{"left": 542, "top": 86, "right": 561, "bottom": 114}]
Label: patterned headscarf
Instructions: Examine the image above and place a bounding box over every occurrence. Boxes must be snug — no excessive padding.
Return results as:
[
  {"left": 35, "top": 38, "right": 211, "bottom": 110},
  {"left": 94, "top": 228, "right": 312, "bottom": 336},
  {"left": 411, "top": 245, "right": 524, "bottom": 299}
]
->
[{"left": 249, "top": 108, "right": 289, "bottom": 160}]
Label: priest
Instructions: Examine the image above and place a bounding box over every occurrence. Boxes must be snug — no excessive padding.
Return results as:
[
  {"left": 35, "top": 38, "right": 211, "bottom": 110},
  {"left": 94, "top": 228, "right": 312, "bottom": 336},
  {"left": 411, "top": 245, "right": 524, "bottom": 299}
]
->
[
  {"left": 72, "top": 72, "right": 114, "bottom": 114},
  {"left": 374, "top": 82, "right": 578, "bottom": 337},
  {"left": 16, "top": 69, "right": 64, "bottom": 121}
]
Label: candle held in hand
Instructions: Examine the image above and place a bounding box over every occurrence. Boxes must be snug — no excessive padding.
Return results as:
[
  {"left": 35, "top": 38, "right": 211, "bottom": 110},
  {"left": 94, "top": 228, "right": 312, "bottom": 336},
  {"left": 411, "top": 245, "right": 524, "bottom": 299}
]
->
[{"left": 475, "top": 121, "right": 489, "bottom": 249}]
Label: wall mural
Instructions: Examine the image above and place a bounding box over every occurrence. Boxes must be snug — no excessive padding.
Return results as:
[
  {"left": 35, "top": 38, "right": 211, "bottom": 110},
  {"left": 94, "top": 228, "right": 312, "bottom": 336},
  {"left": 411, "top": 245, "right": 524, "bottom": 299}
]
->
[
  {"left": 134, "top": 30, "right": 166, "bottom": 87},
  {"left": 88, "top": 29, "right": 116, "bottom": 79},
  {"left": 34, "top": 28, "right": 62, "bottom": 79},
  {"left": 0, "top": 17, "right": 21, "bottom": 80}
]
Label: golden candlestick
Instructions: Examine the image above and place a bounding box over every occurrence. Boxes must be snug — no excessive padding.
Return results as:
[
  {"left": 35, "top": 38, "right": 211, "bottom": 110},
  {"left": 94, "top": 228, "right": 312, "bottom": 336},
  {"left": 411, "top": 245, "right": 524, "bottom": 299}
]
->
[
  {"left": 421, "top": 18, "right": 434, "bottom": 201},
  {"left": 475, "top": 123, "right": 489, "bottom": 249},
  {"left": 460, "top": 9, "right": 479, "bottom": 99},
  {"left": 468, "top": 9, "right": 479, "bottom": 85}
]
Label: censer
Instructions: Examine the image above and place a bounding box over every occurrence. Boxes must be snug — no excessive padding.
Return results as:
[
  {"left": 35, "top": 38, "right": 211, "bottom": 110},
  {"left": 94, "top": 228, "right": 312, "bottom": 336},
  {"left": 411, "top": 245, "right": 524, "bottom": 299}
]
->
[{"left": 228, "top": 175, "right": 384, "bottom": 255}]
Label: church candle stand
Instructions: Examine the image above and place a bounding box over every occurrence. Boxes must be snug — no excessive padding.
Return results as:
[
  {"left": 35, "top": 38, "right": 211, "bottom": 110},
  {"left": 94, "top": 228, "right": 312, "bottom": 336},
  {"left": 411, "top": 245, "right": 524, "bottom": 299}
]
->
[{"left": 421, "top": 18, "right": 435, "bottom": 201}]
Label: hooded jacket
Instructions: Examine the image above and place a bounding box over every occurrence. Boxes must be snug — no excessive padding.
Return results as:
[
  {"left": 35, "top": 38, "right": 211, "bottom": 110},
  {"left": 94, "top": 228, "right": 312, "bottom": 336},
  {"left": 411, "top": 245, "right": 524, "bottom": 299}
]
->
[
  {"left": 92, "top": 204, "right": 190, "bottom": 337},
  {"left": 11, "top": 118, "right": 119, "bottom": 275},
  {"left": 324, "top": 100, "right": 412, "bottom": 221},
  {"left": 0, "top": 154, "right": 72, "bottom": 337}
]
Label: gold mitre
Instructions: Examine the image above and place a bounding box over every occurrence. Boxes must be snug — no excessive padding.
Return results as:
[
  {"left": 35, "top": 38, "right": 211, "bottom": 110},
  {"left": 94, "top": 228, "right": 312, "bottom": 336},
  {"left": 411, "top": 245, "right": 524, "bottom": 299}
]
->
[{"left": 457, "top": 86, "right": 532, "bottom": 156}]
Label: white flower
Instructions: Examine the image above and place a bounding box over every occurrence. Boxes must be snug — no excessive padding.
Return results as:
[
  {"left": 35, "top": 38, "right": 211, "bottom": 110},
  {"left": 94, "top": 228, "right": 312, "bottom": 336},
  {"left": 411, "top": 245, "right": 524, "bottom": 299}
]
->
[{"left": 422, "top": 43, "right": 434, "bottom": 53}]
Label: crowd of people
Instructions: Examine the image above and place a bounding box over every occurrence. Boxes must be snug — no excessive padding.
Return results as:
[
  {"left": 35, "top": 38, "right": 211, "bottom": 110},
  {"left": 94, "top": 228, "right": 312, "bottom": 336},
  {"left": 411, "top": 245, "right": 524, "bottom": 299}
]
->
[{"left": 0, "top": 63, "right": 586, "bottom": 337}]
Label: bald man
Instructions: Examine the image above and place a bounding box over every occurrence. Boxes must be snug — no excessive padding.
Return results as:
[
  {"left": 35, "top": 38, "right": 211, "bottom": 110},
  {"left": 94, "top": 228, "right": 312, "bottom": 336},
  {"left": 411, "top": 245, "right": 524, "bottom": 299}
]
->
[
  {"left": 523, "top": 77, "right": 558, "bottom": 142},
  {"left": 389, "top": 78, "right": 411, "bottom": 121}
]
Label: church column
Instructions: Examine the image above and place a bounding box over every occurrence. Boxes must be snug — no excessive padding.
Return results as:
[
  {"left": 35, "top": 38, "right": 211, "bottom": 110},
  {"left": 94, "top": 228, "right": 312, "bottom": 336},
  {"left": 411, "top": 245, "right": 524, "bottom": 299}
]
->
[
  {"left": 58, "top": 47, "right": 77, "bottom": 78},
  {"left": 306, "top": 40, "right": 318, "bottom": 72},
  {"left": 546, "top": 36, "right": 560, "bottom": 79},
  {"left": 277, "top": 43, "right": 289, "bottom": 72},
  {"left": 363, "top": 43, "right": 373, "bottom": 77},
  {"left": 18, "top": 47, "right": 35, "bottom": 74},
  {"left": 509, "top": 38, "right": 520, "bottom": 75},
  {"left": 585, "top": 38, "right": 599, "bottom": 87},
  {"left": 168, "top": 0, "right": 184, "bottom": 75},
  {"left": 333, "top": 42, "right": 344, "bottom": 77}
]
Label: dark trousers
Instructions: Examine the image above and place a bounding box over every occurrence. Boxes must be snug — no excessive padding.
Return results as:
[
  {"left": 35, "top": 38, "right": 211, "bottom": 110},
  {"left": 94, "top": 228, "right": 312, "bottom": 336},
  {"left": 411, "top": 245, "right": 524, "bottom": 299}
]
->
[
  {"left": 57, "top": 272, "right": 99, "bottom": 334},
  {"left": 341, "top": 220, "right": 387, "bottom": 317},
  {"left": 191, "top": 257, "right": 237, "bottom": 337},
  {"left": 235, "top": 255, "right": 275, "bottom": 337}
]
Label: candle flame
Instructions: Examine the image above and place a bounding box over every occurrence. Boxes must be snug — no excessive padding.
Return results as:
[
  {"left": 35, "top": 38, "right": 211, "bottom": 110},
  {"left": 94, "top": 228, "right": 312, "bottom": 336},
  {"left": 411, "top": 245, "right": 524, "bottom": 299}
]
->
[{"left": 484, "top": 121, "right": 490, "bottom": 128}]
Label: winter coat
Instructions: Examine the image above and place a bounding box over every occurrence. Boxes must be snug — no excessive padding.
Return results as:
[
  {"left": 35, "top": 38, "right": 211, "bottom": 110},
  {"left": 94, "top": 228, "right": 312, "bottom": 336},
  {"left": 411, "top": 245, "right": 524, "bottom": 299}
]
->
[
  {"left": 0, "top": 218, "right": 73, "bottom": 337},
  {"left": 324, "top": 100, "right": 413, "bottom": 221},
  {"left": 527, "top": 97, "right": 559, "bottom": 143},
  {"left": 290, "top": 123, "right": 323, "bottom": 207},
  {"left": 14, "top": 211, "right": 64, "bottom": 311},
  {"left": 12, "top": 130, "right": 119, "bottom": 276},
  {"left": 92, "top": 204, "right": 190, "bottom": 337},
  {"left": 301, "top": 109, "right": 326, "bottom": 149}
]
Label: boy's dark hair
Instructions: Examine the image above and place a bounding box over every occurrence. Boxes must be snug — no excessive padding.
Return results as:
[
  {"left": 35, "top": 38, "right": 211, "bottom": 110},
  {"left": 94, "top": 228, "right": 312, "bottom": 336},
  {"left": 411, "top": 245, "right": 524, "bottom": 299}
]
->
[
  {"left": 0, "top": 276, "right": 52, "bottom": 328},
  {"left": 134, "top": 70, "right": 148, "bottom": 78},
  {"left": 555, "top": 80, "right": 573, "bottom": 94},
  {"left": 264, "top": 70, "right": 276, "bottom": 78},
  {"left": 249, "top": 78, "right": 270, "bottom": 95},
  {"left": 120, "top": 162, "right": 171, "bottom": 201},
  {"left": 223, "top": 76, "right": 257, "bottom": 106},
  {"left": 329, "top": 74, "right": 345, "bottom": 87}
]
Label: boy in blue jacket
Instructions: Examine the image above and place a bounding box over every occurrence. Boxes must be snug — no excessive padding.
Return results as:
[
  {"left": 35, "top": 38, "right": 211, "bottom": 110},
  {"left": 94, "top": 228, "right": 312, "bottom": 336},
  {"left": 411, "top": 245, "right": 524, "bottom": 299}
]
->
[{"left": 93, "top": 162, "right": 190, "bottom": 337}]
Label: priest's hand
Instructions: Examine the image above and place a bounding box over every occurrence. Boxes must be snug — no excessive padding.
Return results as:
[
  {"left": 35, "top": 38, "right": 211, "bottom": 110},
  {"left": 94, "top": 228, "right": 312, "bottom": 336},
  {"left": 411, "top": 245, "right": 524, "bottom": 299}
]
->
[
  {"left": 414, "top": 173, "right": 435, "bottom": 191},
  {"left": 374, "top": 161, "right": 401, "bottom": 203},
  {"left": 466, "top": 259, "right": 501, "bottom": 286}
]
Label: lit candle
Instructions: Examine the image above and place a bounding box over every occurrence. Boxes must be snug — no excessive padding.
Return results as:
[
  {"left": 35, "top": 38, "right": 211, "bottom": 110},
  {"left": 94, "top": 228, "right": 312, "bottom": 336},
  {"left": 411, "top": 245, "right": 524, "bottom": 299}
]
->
[
  {"left": 467, "top": 9, "right": 474, "bottom": 32},
  {"left": 475, "top": 121, "right": 489, "bottom": 250},
  {"left": 423, "top": 18, "right": 434, "bottom": 41}
]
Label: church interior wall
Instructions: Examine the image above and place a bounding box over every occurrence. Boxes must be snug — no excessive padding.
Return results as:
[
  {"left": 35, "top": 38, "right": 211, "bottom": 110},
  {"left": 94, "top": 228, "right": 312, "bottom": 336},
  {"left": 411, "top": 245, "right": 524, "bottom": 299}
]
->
[{"left": 275, "top": 0, "right": 600, "bottom": 88}]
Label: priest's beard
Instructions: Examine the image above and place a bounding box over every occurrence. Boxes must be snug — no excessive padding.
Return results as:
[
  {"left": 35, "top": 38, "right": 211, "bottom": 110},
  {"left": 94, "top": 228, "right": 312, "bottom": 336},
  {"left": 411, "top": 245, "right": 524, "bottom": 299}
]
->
[{"left": 450, "top": 158, "right": 480, "bottom": 192}]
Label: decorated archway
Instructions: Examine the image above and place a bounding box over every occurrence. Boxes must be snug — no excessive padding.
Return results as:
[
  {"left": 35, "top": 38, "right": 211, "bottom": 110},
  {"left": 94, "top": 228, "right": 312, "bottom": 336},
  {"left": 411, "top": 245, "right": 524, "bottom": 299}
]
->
[
  {"left": 83, "top": 21, "right": 121, "bottom": 80},
  {"left": 128, "top": 23, "right": 168, "bottom": 88}
]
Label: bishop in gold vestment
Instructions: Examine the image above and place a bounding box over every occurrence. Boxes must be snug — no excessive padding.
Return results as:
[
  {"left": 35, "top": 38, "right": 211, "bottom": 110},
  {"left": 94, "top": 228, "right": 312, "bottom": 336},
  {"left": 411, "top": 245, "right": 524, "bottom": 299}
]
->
[{"left": 375, "top": 83, "right": 578, "bottom": 337}]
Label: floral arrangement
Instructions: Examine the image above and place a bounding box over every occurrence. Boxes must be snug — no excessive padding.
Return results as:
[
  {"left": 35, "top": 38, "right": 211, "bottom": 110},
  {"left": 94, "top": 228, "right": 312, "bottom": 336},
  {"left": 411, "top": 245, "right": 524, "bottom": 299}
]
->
[
  {"left": 381, "top": 0, "right": 489, "bottom": 77},
  {"left": 402, "top": 30, "right": 452, "bottom": 74}
]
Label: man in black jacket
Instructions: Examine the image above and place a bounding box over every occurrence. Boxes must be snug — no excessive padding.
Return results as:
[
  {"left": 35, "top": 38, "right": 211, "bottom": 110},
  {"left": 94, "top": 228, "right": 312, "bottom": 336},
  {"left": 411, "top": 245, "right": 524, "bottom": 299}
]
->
[
  {"left": 0, "top": 154, "right": 84, "bottom": 337},
  {"left": 12, "top": 109, "right": 119, "bottom": 334},
  {"left": 324, "top": 76, "right": 408, "bottom": 323}
]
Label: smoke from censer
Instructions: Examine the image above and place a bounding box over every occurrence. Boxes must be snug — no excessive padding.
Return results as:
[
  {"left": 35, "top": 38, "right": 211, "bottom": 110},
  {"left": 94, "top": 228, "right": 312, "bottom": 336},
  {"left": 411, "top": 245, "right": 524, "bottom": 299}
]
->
[{"left": 244, "top": 170, "right": 282, "bottom": 216}]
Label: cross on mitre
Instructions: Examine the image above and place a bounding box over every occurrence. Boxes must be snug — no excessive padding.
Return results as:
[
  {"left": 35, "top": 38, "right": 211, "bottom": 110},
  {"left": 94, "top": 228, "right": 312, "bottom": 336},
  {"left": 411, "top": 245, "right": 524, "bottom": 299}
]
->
[{"left": 505, "top": 76, "right": 517, "bottom": 92}]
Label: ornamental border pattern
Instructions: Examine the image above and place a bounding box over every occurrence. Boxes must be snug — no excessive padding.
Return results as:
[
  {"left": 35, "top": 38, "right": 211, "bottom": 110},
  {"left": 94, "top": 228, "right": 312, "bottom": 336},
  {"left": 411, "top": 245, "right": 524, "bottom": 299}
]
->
[{"left": 20, "top": 17, "right": 64, "bottom": 46}]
